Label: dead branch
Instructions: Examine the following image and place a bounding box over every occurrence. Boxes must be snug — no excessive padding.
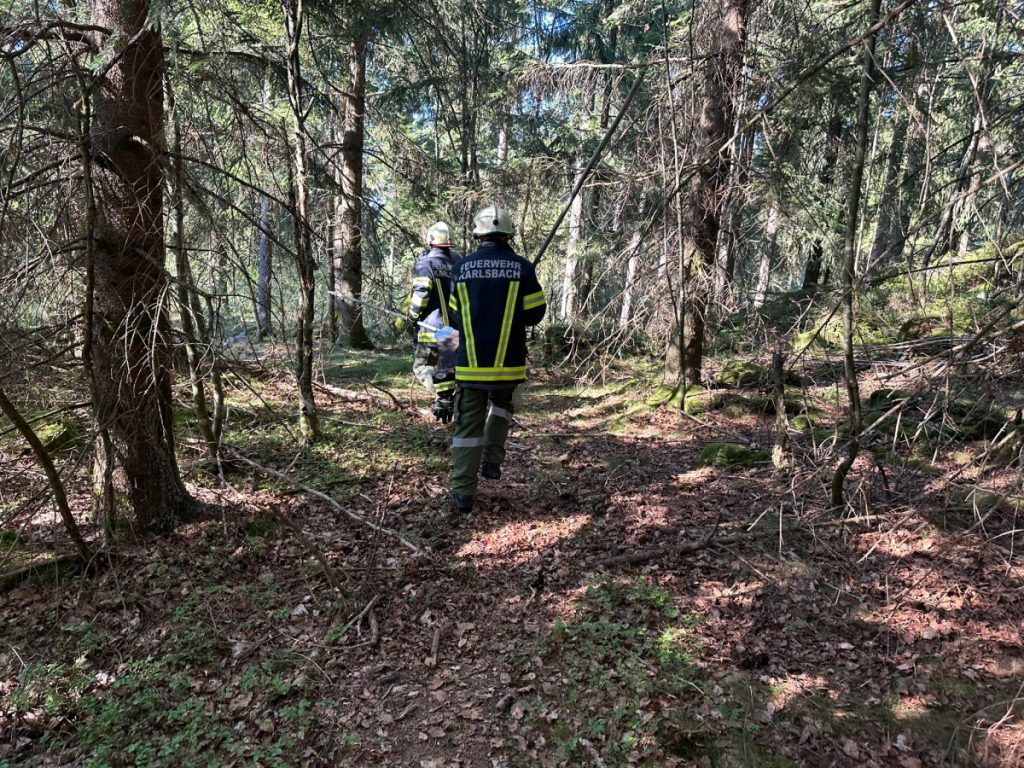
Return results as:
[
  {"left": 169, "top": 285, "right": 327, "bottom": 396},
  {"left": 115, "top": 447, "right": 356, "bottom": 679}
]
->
[
  {"left": 228, "top": 451, "right": 424, "bottom": 556},
  {"left": 0, "top": 553, "right": 84, "bottom": 591},
  {"left": 366, "top": 381, "right": 411, "bottom": 412},
  {"left": 0, "top": 385, "right": 90, "bottom": 560},
  {"left": 598, "top": 518, "right": 733, "bottom": 568}
]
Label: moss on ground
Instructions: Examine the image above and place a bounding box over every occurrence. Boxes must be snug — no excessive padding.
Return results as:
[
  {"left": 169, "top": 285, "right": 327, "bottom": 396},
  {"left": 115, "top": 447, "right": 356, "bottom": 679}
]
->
[{"left": 696, "top": 442, "right": 770, "bottom": 468}]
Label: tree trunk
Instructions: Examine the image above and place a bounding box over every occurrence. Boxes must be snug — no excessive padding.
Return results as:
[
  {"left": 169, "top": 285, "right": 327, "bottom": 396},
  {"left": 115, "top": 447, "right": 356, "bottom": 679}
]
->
[
  {"left": 256, "top": 71, "right": 274, "bottom": 340},
  {"left": 713, "top": 91, "right": 753, "bottom": 309},
  {"left": 682, "top": 0, "right": 750, "bottom": 386},
  {"left": 283, "top": 0, "right": 320, "bottom": 440},
  {"left": 803, "top": 115, "right": 844, "bottom": 292},
  {"left": 559, "top": 163, "right": 586, "bottom": 322},
  {"left": 831, "top": 0, "right": 881, "bottom": 511},
  {"left": 337, "top": 31, "right": 373, "bottom": 349},
  {"left": 256, "top": 193, "right": 274, "bottom": 340},
  {"left": 619, "top": 231, "right": 642, "bottom": 329},
  {"left": 169, "top": 85, "right": 218, "bottom": 461},
  {"left": 868, "top": 98, "right": 909, "bottom": 267},
  {"left": 753, "top": 199, "right": 780, "bottom": 309},
  {"left": 87, "top": 0, "right": 191, "bottom": 533},
  {"left": 497, "top": 124, "right": 509, "bottom": 165}
]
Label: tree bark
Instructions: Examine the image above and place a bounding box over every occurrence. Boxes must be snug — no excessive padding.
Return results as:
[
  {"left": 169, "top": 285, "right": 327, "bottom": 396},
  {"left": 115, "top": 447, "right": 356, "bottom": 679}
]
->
[
  {"left": 682, "top": 0, "right": 749, "bottom": 386},
  {"left": 831, "top": 0, "right": 881, "bottom": 511},
  {"left": 619, "top": 231, "right": 642, "bottom": 329},
  {"left": 559, "top": 163, "right": 586, "bottom": 322},
  {"left": 256, "top": 194, "right": 274, "bottom": 340},
  {"left": 868, "top": 97, "right": 910, "bottom": 267},
  {"left": 256, "top": 73, "right": 274, "bottom": 340},
  {"left": 169, "top": 84, "right": 218, "bottom": 461},
  {"left": 87, "top": 0, "right": 192, "bottom": 534},
  {"left": 283, "top": 0, "right": 320, "bottom": 440},
  {"left": 753, "top": 199, "right": 780, "bottom": 309},
  {"left": 336, "top": 31, "right": 373, "bottom": 349},
  {"left": 802, "top": 115, "right": 844, "bottom": 292}
]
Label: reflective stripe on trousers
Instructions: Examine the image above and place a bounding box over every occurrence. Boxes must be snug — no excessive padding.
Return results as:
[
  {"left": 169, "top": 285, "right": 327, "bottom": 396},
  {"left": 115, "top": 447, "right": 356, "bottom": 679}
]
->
[{"left": 450, "top": 386, "right": 516, "bottom": 496}]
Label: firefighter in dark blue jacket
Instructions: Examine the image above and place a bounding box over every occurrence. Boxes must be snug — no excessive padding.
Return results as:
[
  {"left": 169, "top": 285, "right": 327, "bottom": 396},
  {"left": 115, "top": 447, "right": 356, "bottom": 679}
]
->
[
  {"left": 447, "top": 204, "right": 546, "bottom": 513},
  {"left": 407, "top": 222, "right": 459, "bottom": 422}
]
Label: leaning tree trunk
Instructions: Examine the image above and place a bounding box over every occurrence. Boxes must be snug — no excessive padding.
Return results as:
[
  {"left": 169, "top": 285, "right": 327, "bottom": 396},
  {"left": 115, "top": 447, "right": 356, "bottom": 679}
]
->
[
  {"left": 87, "top": 0, "right": 191, "bottom": 533},
  {"left": 283, "top": 0, "right": 320, "bottom": 440},
  {"left": 336, "top": 31, "right": 373, "bottom": 349}
]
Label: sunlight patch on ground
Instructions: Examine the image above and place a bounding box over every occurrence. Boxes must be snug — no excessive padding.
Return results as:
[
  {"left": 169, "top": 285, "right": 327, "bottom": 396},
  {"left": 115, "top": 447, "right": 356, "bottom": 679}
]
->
[
  {"left": 456, "top": 513, "right": 591, "bottom": 564},
  {"left": 769, "top": 673, "right": 830, "bottom": 711}
]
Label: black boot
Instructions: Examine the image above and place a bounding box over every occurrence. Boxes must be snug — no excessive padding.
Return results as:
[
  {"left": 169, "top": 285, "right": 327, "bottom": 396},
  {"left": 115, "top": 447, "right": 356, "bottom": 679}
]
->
[{"left": 449, "top": 491, "right": 474, "bottom": 514}]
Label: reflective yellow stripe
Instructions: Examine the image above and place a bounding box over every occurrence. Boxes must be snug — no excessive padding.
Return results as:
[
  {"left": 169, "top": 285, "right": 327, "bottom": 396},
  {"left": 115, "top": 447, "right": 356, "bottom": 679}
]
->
[
  {"left": 449, "top": 294, "right": 458, "bottom": 313},
  {"left": 412, "top": 276, "right": 431, "bottom": 287},
  {"left": 494, "top": 281, "right": 519, "bottom": 368},
  {"left": 435, "top": 278, "right": 450, "bottom": 325},
  {"left": 457, "top": 282, "right": 477, "bottom": 367},
  {"left": 417, "top": 331, "right": 436, "bottom": 343},
  {"left": 456, "top": 365, "right": 527, "bottom": 382},
  {"left": 435, "top": 380, "right": 455, "bottom": 392},
  {"left": 523, "top": 291, "right": 546, "bottom": 310}
]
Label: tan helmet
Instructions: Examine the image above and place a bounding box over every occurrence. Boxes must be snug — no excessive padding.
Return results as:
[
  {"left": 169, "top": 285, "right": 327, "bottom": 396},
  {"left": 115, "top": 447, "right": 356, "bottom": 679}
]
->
[
  {"left": 426, "top": 221, "right": 452, "bottom": 247},
  {"left": 471, "top": 204, "right": 515, "bottom": 237}
]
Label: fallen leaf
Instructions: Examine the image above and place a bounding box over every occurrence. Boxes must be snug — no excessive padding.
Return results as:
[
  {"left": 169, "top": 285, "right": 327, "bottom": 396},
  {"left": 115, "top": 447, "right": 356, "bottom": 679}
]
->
[{"left": 842, "top": 738, "right": 860, "bottom": 759}]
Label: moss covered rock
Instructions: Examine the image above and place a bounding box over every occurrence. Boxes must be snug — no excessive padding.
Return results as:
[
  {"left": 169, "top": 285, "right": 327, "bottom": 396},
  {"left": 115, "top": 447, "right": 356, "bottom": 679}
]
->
[
  {"left": 946, "top": 399, "right": 1008, "bottom": 440},
  {"left": 36, "top": 419, "right": 82, "bottom": 454},
  {"left": 696, "top": 442, "right": 770, "bottom": 468},
  {"left": 867, "top": 388, "right": 913, "bottom": 410},
  {"left": 791, "top": 413, "right": 816, "bottom": 432},
  {"left": 716, "top": 360, "right": 768, "bottom": 388},
  {"left": 898, "top": 316, "right": 943, "bottom": 341}
]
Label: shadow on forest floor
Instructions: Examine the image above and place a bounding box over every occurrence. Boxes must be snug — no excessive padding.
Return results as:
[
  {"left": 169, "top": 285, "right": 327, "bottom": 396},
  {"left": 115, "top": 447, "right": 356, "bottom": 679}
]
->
[{"left": 1, "top": 348, "right": 1022, "bottom": 767}]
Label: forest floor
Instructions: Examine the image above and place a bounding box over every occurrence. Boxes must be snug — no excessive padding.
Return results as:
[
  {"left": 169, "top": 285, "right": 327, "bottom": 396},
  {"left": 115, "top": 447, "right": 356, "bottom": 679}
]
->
[{"left": 1, "top": 346, "right": 1022, "bottom": 767}]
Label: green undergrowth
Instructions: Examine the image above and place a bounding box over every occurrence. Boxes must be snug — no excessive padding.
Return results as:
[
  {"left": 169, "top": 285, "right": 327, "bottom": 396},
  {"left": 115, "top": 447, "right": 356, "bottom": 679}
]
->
[
  {"left": 522, "top": 576, "right": 806, "bottom": 767},
  {"left": 0, "top": 413, "right": 85, "bottom": 455},
  {"left": 865, "top": 388, "right": 1013, "bottom": 442},
  {"left": 217, "top": 350, "right": 448, "bottom": 498},
  {"left": 696, "top": 442, "right": 771, "bottom": 468},
  {"left": 322, "top": 348, "right": 410, "bottom": 389},
  {"left": 723, "top": 244, "right": 1024, "bottom": 356},
  {"left": 4, "top": 539, "right": 360, "bottom": 766},
  {"left": 523, "top": 576, "right": 705, "bottom": 766}
]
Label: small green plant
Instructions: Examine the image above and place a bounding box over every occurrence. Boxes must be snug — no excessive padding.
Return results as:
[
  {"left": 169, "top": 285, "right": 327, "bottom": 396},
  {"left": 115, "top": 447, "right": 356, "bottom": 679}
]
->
[{"left": 535, "top": 576, "right": 707, "bottom": 764}]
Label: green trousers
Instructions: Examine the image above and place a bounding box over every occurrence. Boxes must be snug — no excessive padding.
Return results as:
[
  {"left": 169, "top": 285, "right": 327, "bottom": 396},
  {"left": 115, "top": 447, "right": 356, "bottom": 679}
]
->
[{"left": 451, "top": 386, "right": 515, "bottom": 497}]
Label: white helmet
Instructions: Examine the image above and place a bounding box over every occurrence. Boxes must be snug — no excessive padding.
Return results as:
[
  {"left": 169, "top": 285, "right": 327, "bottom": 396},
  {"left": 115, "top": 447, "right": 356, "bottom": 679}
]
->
[
  {"left": 426, "top": 221, "right": 451, "bottom": 247},
  {"left": 471, "top": 204, "right": 515, "bottom": 237}
]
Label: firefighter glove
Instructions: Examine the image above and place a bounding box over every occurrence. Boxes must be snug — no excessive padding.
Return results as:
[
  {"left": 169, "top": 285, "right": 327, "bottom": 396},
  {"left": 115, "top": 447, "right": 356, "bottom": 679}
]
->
[{"left": 432, "top": 394, "right": 455, "bottom": 423}]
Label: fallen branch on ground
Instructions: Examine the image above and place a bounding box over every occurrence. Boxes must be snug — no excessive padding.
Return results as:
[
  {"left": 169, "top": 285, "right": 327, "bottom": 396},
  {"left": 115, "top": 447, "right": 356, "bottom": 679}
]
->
[
  {"left": 598, "top": 517, "right": 726, "bottom": 567},
  {"left": 228, "top": 452, "right": 424, "bottom": 556},
  {"left": 598, "top": 512, "right": 892, "bottom": 568}
]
